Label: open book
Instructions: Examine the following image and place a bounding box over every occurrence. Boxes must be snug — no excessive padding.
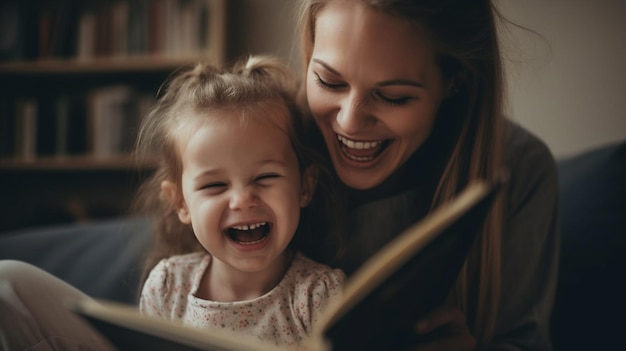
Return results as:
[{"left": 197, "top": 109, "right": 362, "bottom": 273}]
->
[{"left": 70, "top": 178, "right": 502, "bottom": 351}]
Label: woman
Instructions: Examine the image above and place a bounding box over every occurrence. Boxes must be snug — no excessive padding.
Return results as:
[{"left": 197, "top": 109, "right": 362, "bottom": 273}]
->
[{"left": 296, "top": 0, "right": 559, "bottom": 350}]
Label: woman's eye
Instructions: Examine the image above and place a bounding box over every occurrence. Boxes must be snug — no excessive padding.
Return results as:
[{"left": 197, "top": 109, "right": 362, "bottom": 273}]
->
[
  {"left": 376, "top": 92, "right": 411, "bottom": 106},
  {"left": 315, "top": 73, "right": 345, "bottom": 89}
]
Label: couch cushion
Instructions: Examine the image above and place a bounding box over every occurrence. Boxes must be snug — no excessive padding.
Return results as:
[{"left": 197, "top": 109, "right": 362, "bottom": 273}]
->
[
  {"left": 552, "top": 141, "right": 625, "bottom": 350},
  {"left": 0, "top": 217, "right": 152, "bottom": 304}
]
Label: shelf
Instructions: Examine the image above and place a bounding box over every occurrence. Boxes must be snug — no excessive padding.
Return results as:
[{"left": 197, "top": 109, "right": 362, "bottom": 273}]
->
[
  {"left": 0, "top": 0, "right": 225, "bottom": 231},
  {"left": 0, "top": 56, "right": 219, "bottom": 76},
  {"left": 0, "top": 155, "right": 158, "bottom": 171}
]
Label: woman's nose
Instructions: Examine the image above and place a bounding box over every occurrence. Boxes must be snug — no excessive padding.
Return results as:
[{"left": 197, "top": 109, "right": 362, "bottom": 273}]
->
[
  {"left": 336, "top": 93, "right": 372, "bottom": 134},
  {"left": 229, "top": 187, "right": 259, "bottom": 210}
]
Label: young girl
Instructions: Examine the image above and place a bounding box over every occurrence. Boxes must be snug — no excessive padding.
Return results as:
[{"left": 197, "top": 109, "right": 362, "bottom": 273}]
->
[
  {"left": 0, "top": 56, "right": 344, "bottom": 351},
  {"left": 133, "top": 55, "right": 345, "bottom": 349}
]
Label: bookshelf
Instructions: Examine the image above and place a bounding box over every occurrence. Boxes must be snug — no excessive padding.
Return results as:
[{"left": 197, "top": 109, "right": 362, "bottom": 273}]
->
[{"left": 0, "top": 0, "right": 226, "bottom": 232}]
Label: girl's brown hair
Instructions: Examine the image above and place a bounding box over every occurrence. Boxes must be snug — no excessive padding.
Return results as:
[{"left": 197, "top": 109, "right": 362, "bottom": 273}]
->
[
  {"left": 297, "top": 0, "right": 506, "bottom": 347},
  {"left": 134, "top": 56, "right": 344, "bottom": 290}
]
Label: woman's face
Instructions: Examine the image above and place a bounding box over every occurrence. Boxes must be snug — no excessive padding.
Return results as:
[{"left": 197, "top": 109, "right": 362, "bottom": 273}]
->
[{"left": 306, "top": 2, "right": 449, "bottom": 189}]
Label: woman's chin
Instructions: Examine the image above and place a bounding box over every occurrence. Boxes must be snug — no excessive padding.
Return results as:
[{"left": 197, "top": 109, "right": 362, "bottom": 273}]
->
[
  {"left": 331, "top": 149, "right": 390, "bottom": 190},
  {"left": 335, "top": 166, "right": 387, "bottom": 190}
]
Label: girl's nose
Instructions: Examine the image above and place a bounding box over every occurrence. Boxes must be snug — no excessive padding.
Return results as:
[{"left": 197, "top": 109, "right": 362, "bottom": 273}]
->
[{"left": 229, "top": 187, "right": 259, "bottom": 210}]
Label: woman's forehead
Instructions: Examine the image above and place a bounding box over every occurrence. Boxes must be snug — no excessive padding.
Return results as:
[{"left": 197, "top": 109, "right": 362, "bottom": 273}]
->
[{"left": 312, "top": 2, "right": 438, "bottom": 81}]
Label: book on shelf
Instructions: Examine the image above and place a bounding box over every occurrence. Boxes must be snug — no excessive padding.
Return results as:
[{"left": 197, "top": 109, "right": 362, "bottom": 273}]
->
[
  {"left": 87, "top": 85, "right": 153, "bottom": 158},
  {"left": 55, "top": 93, "right": 88, "bottom": 157},
  {"left": 14, "top": 98, "right": 38, "bottom": 160},
  {"left": 0, "top": 97, "right": 17, "bottom": 158},
  {"left": 0, "top": 87, "right": 153, "bottom": 163},
  {"left": 69, "top": 177, "right": 504, "bottom": 351},
  {"left": 36, "top": 96, "right": 58, "bottom": 156},
  {"left": 37, "top": 0, "right": 79, "bottom": 59},
  {"left": 0, "top": 1, "right": 39, "bottom": 61},
  {"left": 1, "top": 0, "right": 221, "bottom": 63},
  {"left": 74, "top": 0, "right": 217, "bottom": 60},
  {"left": 87, "top": 85, "right": 132, "bottom": 157}
]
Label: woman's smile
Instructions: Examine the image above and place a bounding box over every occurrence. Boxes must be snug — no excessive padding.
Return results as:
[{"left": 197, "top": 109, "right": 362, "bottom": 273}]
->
[{"left": 336, "top": 134, "right": 390, "bottom": 163}]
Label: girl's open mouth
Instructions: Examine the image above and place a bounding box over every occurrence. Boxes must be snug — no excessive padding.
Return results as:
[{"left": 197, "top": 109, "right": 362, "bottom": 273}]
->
[{"left": 227, "top": 222, "right": 270, "bottom": 245}]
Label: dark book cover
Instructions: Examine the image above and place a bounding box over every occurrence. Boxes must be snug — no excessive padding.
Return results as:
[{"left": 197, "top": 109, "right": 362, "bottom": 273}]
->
[
  {"left": 0, "top": 1, "right": 39, "bottom": 61},
  {"left": 49, "top": 0, "right": 81, "bottom": 58},
  {"left": 0, "top": 97, "right": 16, "bottom": 157},
  {"left": 128, "top": 0, "right": 149, "bottom": 55},
  {"left": 322, "top": 180, "right": 501, "bottom": 350},
  {"left": 66, "top": 93, "right": 88, "bottom": 155},
  {"left": 36, "top": 96, "right": 58, "bottom": 156}
]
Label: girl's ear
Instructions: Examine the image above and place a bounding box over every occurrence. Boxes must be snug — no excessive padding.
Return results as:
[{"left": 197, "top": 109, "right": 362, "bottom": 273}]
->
[
  {"left": 300, "top": 165, "right": 318, "bottom": 208},
  {"left": 161, "top": 180, "right": 191, "bottom": 224}
]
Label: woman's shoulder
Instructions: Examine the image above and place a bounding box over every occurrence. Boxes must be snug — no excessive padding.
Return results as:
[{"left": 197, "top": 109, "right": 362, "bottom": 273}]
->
[
  {"left": 505, "top": 119, "right": 557, "bottom": 172},
  {"left": 505, "top": 119, "right": 555, "bottom": 167},
  {"left": 505, "top": 120, "right": 556, "bottom": 181},
  {"left": 504, "top": 120, "right": 559, "bottom": 210}
]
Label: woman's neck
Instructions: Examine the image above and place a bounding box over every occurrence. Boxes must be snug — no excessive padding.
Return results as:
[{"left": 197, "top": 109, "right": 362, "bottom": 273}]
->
[
  {"left": 344, "top": 143, "right": 442, "bottom": 209},
  {"left": 343, "top": 115, "right": 454, "bottom": 210}
]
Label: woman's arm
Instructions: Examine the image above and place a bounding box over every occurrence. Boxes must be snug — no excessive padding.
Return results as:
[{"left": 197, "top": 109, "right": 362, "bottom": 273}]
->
[
  {"left": 411, "top": 122, "right": 560, "bottom": 351},
  {"left": 491, "top": 122, "right": 560, "bottom": 351}
]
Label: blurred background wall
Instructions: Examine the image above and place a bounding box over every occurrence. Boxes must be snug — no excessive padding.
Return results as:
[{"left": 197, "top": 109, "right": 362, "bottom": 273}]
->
[
  {"left": 498, "top": 0, "right": 626, "bottom": 158},
  {"left": 228, "top": 0, "right": 626, "bottom": 158}
]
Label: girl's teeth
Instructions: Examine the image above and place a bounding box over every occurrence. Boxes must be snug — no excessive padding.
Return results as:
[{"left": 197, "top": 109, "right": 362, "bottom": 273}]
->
[
  {"left": 337, "top": 135, "right": 382, "bottom": 150},
  {"left": 232, "top": 222, "right": 266, "bottom": 231}
]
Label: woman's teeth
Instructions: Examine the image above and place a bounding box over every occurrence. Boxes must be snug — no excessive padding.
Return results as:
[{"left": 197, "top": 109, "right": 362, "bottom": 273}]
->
[
  {"left": 336, "top": 134, "right": 387, "bottom": 161},
  {"left": 337, "top": 135, "right": 382, "bottom": 150}
]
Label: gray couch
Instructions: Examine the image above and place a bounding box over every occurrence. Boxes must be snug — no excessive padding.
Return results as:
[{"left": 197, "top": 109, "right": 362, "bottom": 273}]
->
[{"left": 1, "top": 142, "right": 624, "bottom": 350}]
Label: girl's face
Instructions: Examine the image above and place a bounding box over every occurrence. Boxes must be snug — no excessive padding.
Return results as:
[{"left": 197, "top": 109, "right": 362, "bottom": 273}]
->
[
  {"left": 167, "top": 106, "right": 312, "bottom": 277},
  {"left": 306, "top": 2, "right": 449, "bottom": 189}
]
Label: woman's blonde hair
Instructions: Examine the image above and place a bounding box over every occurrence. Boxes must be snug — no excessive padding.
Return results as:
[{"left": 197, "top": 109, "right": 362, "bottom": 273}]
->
[
  {"left": 134, "top": 56, "right": 344, "bottom": 289},
  {"left": 296, "top": 0, "right": 506, "bottom": 347}
]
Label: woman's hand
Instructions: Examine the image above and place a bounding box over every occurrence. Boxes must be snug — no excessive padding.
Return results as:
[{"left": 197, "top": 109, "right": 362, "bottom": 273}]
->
[{"left": 411, "top": 306, "right": 476, "bottom": 351}]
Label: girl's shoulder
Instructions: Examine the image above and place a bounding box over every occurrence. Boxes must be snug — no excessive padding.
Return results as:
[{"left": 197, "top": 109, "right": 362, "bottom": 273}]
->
[
  {"left": 292, "top": 253, "right": 345, "bottom": 279},
  {"left": 149, "top": 252, "right": 210, "bottom": 284},
  {"left": 158, "top": 251, "right": 209, "bottom": 268},
  {"left": 282, "top": 253, "right": 346, "bottom": 327},
  {"left": 285, "top": 253, "right": 346, "bottom": 295}
]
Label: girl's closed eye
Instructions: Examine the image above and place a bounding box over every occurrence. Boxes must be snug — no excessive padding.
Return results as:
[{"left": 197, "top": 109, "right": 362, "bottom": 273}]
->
[
  {"left": 199, "top": 182, "right": 227, "bottom": 194},
  {"left": 255, "top": 173, "right": 281, "bottom": 186}
]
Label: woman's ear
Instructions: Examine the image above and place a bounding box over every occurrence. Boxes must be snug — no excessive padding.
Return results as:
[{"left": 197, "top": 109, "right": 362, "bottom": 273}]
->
[
  {"left": 161, "top": 180, "right": 191, "bottom": 224},
  {"left": 446, "top": 71, "right": 466, "bottom": 98},
  {"left": 300, "top": 165, "right": 318, "bottom": 208}
]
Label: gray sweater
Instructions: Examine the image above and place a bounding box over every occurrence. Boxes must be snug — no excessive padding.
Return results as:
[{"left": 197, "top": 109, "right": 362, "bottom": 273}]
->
[{"left": 335, "top": 121, "right": 559, "bottom": 351}]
